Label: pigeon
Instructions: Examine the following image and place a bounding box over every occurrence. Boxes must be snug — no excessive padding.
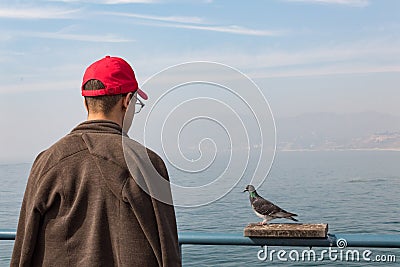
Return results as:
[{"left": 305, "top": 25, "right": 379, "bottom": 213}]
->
[{"left": 243, "top": 184, "right": 298, "bottom": 225}]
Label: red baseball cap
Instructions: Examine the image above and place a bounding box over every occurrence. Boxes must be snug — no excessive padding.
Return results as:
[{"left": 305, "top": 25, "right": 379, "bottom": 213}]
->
[{"left": 81, "top": 56, "right": 148, "bottom": 100}]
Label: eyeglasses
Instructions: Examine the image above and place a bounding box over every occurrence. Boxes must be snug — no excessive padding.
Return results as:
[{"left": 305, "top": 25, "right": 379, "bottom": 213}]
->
[{"left": 130, "top": 94, "right": 145, "bottom": 114}]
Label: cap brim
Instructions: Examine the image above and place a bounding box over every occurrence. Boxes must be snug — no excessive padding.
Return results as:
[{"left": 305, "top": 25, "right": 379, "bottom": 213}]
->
[{"left": 137, "top": 88, "right": 148, "bottom": 100}]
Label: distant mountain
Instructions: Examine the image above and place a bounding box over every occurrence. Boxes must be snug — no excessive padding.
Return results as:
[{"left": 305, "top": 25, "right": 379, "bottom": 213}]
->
[{"left": 275, "top": 111, "right": 400, "bottom": 151}]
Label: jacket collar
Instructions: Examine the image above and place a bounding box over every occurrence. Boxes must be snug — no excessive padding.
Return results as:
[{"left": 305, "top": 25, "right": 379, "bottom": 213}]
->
[{"left": 70, "top": 120, "right": 123, "bottom": 135}]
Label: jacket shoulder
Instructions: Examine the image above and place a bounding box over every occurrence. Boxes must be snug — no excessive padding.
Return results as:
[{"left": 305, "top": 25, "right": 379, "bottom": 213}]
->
[{"left": 30, "top": 133, "right": 88, "bottom": 179}]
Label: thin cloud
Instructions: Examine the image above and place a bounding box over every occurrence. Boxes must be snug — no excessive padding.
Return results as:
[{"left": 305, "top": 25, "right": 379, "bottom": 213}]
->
[
  {"left": 133, "top": 39, "right": 400, "bottom": 79},
  {"left": 17, "top": 31, "right": 133, "bottom": 43},
  {"left": 0, "top": 7, "right": 79, "bottom": 19},
  {"left": 283, "top": 0, "right": 369, "bottom": 7},
  {"left": 243, "top": 41, "right": 400, "bottom": 77},
  {"left": 0, "top": 80, "right": 77, "bottom": 94},
  {"left": 103, "top": 11, "right": 205, "bottom": 24},
  {"left": 47, "top": 0, "right": 157, "bottom": 4},
  {"left": 139, "top": 21, "right": 284, "bottom": 36},
  {"left": 203, "top": 39, "right": 400, "bottom": 70},
  {"left": 104, "top": 11, "right": 282, "bottom": 36},
  {"left": 250, "top": 64, "right": 400, "bottom": 79},
  {"left": 101, "top": 0, "right": 156, "bottom": 3}
]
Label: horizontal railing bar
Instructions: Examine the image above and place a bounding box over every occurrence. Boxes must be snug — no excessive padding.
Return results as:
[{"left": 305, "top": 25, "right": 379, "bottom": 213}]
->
[
  {"left": 0, "top": 229, "right": 16, "bottom": 241},
  {"left": 335, "top": 233, "right": 400, "bottom": 248},
  {"left": 179, "top": 232, "right": 335, "bottom": 247},
  {"left": 1, "top": 229, "right": 400, "bottom": 248},
  {"left": 178, "top": 232, "right": 400, "bottom": 248}
]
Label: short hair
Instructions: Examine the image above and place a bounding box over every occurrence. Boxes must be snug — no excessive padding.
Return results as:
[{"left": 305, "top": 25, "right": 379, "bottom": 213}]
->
[{"left": 83, "top": 79, "right": 126, "bottom": 115}]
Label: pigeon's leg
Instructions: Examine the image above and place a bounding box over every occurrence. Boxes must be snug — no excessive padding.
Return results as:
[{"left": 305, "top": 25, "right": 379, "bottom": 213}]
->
[{"left": 261, "top": 219, "right": 270, "bottom": 225}]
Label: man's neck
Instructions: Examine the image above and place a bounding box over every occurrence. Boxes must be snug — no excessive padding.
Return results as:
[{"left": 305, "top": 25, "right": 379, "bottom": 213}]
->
[{"left": 87, "top": 113, "right": 123, "bottom": 128}]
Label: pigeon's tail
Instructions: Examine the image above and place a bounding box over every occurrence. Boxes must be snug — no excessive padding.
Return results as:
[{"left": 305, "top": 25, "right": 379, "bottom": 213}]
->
[{"left": 275, "top": 211, "right": 298, "bottom": 221}]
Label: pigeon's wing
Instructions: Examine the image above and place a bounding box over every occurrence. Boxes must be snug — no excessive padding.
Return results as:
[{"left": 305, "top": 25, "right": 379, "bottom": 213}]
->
[
  {"left": 252, "top": 197, "right": 283, "bottom": 216},
  {"left": 253, "top": 197, "right": 298, "bottom": 220}
]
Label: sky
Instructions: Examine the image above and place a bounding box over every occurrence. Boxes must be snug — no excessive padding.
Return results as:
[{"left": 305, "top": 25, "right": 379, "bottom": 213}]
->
[{"left": 0, "top": 0, "right": 399, "bottom": 163}]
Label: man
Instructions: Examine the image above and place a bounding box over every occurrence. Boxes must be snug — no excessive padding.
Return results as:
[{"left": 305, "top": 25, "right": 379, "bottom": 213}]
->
[{"left": 11, "top": 56, "right": 181, "bottom": 266}]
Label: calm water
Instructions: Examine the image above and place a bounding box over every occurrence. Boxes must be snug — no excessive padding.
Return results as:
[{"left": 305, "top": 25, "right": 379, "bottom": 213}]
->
[{"left": 1, "top": 151, "right": 399, "bottom": 266}]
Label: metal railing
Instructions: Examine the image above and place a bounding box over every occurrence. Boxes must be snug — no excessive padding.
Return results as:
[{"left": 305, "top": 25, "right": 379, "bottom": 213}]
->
[
  {"left": 178, "top": 232, "right": 400, "bottom": 248},
  {"left": 1, "top": 229, "right": 400, "bottom": 248}
]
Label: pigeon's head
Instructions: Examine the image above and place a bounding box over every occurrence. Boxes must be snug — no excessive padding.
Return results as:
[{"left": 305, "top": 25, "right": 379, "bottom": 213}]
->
[{"left": 243, "top": 184, "right": 256, "bottom": 193}]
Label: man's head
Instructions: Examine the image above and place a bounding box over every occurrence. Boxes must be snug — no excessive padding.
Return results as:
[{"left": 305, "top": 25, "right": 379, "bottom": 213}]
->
[
  {"left": 83, "top": 79, "right": 128, "bottom": 115},
  {"left": 81, "top": 56, "right": 147, "bottom": 129}
]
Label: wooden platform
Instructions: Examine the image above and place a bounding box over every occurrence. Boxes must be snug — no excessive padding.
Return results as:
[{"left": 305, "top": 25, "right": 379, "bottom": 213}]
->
[{"left": 244, "top": 223, "right": 328, "bottom": 238}]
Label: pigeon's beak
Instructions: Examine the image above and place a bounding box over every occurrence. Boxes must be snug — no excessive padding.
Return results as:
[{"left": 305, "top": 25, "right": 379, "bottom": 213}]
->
[{"left": 243, "top": 189, "right": 248, "bottom": 193}]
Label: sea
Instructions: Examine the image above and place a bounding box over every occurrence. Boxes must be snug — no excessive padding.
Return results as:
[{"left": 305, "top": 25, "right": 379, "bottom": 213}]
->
[{"left": 0, "top": 150, "right": 399, "bottom": 266}]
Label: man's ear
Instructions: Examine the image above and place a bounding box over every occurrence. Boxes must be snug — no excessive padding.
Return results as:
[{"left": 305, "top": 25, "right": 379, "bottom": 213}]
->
[
  {"left": 122, "top": 93, "right": 132, "bottom": 110},
  {"left": 83, "top": 97, "right": 89, "bottom": 112}
]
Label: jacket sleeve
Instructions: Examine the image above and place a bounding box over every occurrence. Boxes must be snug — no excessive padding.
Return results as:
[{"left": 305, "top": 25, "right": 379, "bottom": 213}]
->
[
  {"left": 149, "top": 155, "right": 181, "bottom": 267},
  {"left": 11, "top": 160, "right": 43, "bottom": 267},
  {"left": 122, "top": 147, "right": 182, "bottom": 267}
]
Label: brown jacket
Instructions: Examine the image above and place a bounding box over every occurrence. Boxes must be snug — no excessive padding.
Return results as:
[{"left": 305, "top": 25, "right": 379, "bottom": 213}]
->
[{"left": 11, "top": 120, "right": 181, "bottom": 267}]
